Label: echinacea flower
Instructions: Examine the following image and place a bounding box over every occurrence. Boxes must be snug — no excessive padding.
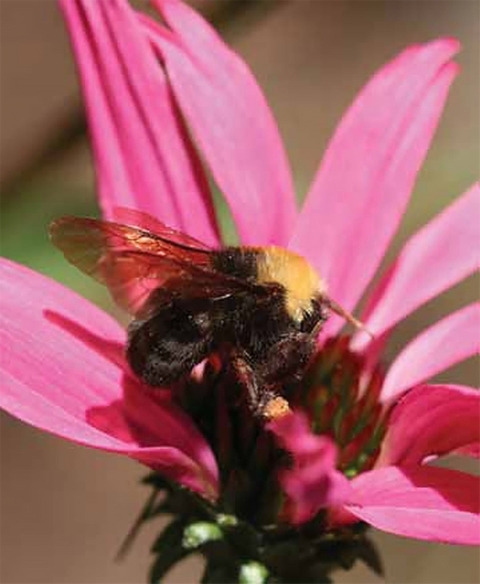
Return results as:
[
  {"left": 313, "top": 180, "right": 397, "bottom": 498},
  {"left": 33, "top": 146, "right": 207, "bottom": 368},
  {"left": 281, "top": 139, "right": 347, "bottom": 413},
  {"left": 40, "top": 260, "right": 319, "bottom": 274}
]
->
[{"left": 1, "top": 0, "right": 479, "bottom": 582}]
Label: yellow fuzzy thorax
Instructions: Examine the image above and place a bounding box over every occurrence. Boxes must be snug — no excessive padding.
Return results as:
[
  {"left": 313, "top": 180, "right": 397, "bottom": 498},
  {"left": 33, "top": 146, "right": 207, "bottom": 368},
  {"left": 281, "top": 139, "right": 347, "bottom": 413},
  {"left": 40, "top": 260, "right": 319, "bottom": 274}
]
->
[{"left": 254, "top": 246, "right": 325, "bottom": 322}]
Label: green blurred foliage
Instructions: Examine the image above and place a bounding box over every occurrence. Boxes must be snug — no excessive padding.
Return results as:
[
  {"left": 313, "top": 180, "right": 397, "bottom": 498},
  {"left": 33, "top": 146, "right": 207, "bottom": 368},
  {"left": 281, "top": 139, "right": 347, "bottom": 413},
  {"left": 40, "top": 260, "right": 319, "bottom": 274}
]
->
[{"left": 0, "top": 180, "right": 110, "bottom": 308}]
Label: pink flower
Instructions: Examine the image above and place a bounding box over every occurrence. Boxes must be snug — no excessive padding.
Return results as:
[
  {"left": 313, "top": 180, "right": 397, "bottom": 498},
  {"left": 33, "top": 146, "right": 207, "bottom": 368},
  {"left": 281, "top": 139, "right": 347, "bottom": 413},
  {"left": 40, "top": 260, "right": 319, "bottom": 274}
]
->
[{"left": 1, "top": 0, "right": 478, "bottom": 557}]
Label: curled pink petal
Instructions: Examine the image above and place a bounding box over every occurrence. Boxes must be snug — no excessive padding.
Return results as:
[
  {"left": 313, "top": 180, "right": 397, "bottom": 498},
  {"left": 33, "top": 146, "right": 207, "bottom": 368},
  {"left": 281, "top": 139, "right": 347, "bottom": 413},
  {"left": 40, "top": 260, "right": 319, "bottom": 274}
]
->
[
  {"left": 0, "top": 259, "right": 218, "bottom": 497},
  {"left": 143, "top": 0, "right": 296, "bottom": 246},
  {"left": 60, "top": 0, "right": 219, "bottom": 245},
  {"left": 345, "top": 465, "right": 480, "bottom": 544},
  {"left": 355, "top": 183, "right": 480, "bottom": 349},
  {"left": 377, "top": 384, "right": 480, "bottom": 468},
  {"left": 291, "top": 39, "right": 459, "bottom": 336},
  {"left": 269, "top": 411, "right": 351, "bottom": 524},
  {"left": 454, "top": 443, "right": 480, "bottom": 458},
  {"left": 381, "top": 303, "right": 480, "bottom": 402}
]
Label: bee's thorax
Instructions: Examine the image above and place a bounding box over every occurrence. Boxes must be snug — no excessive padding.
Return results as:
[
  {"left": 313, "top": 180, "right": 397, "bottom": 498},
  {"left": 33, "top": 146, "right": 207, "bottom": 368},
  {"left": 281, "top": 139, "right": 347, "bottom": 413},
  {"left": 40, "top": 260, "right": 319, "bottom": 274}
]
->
[{"left": 254, "top": 246, "right": 325, "bottom": 322}]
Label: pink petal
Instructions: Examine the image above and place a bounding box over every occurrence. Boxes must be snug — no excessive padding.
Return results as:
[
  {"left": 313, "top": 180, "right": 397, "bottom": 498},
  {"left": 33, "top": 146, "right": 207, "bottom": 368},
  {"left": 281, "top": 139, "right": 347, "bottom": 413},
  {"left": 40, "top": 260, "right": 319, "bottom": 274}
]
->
[
  {"left": 381, "top": 303, "right": 480, "bottom": 402},
  {"left": 60, "top": 0, "right": 220, "bottom": 246},
  {"left": 355, "top": 183, "right": 480, "bottom": 349},
  {"left": 454, "top": 443, "right": 480, "bottom": 458},
  {"left": 290, "top": 39, "right": 459, "bottom": 336},
  {"left": 143, "top": 0, "right": 296, "bottom": 246},
  {"left": 376, "top": 384, "right": 480, "bottom": 468},
  {"left": 0, "top": 259, "right": 218, "bottom": 497},
  {"left": 269, "top": 411, "right": 351, "bottom": 524},
  {"left": 345, "top": 465, "right": 480, "bottom": 544}
]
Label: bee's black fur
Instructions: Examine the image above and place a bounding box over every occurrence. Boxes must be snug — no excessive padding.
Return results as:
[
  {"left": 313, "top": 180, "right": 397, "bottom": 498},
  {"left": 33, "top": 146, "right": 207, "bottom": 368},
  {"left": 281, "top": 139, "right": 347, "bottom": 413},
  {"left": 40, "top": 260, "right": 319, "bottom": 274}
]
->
[
  {"left": 127, "top": 248, "right": 328, "bottom": 410},
  {"left": 210, "top": 247, "right": 258, "bottom": 282}
]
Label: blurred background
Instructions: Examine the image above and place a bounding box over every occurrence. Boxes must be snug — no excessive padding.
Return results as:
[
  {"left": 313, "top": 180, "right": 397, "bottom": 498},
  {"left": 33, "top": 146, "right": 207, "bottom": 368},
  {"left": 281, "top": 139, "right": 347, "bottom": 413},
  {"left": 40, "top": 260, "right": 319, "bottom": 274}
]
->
[{"left": 0, "top": 0, "right": 478, "bottom": 582}]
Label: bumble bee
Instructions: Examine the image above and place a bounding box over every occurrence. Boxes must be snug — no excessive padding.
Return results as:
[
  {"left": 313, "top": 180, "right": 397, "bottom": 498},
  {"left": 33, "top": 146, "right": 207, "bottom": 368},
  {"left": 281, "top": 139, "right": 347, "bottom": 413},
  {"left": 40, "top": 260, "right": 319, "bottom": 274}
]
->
[{"left": 50, "top": 208, "right": 366, "bottom": 418}]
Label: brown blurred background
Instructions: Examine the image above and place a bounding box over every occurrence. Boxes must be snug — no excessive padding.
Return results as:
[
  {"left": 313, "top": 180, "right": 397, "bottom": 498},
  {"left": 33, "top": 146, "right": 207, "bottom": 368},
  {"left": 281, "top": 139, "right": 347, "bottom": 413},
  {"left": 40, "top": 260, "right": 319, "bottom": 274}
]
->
[{"left": 0, "top": 1, "right": 479, "bottom": 583}]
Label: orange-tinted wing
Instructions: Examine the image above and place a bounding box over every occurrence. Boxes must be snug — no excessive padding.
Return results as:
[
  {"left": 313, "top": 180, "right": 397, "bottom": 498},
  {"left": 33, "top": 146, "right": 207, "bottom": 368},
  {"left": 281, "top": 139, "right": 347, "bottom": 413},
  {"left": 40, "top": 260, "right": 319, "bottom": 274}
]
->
[
  {"left": 110, "top": 207, "right": 213, "bottom": 252},
  {"left": 49, "top": 215, "right": 253, "bottom": 315}
]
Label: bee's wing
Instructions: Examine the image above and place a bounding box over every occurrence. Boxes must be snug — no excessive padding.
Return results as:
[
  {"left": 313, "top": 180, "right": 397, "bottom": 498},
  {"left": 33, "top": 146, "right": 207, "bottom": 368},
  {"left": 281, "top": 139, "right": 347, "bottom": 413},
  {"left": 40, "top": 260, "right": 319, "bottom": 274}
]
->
[
  {"left": 109, "top": 207, "right": 213, "bottom": 252},
  {"left": 49, "top": 215, "right": 255, "bottom": 315}
]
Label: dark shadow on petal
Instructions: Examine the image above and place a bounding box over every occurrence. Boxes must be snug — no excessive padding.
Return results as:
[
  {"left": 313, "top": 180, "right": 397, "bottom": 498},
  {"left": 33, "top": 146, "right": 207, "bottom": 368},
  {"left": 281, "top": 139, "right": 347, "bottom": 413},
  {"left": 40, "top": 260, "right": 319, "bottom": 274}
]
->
[
  {"left": 86, "top": 376, "right": 174, "bottom": 449},
  {"left": 44, "top": 309, "right": 154, "bottom": 445},
  {"left": 87, "top": 399, "right": 136, "bottom": 443}
]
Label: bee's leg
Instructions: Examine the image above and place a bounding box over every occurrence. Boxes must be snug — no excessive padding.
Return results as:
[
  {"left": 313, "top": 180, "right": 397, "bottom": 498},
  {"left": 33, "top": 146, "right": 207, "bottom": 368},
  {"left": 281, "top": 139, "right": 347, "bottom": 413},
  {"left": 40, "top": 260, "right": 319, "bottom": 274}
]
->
[
  {"left": 228, "top": 351, "right": 260, "bottom": 411},
  {"left": 228, "top": 351, "right": 289, "bottom": 419},
  {"left": 258, "top": 332, "right": 317, "bottom": 385}
]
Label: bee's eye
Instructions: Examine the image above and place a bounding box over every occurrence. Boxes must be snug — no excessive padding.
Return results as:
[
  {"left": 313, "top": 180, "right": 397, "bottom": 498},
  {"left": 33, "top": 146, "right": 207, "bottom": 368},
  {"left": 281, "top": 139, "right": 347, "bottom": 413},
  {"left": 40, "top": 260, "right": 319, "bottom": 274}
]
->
[{"left": 300, "top": 299, "right": 327, "bottom": 333}]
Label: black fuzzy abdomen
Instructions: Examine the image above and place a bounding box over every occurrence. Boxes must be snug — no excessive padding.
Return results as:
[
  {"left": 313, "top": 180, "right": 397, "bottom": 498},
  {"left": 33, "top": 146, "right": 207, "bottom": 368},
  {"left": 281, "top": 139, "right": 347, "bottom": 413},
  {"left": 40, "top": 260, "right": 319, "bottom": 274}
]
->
[{"left": 127, "top": 296, "right": 215, "bottom": 387}]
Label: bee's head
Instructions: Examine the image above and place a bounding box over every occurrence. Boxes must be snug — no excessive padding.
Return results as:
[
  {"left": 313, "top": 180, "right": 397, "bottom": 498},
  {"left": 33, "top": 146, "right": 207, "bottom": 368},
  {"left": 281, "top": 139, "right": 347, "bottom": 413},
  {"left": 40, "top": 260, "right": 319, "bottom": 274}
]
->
[
  {"left": 299, "top": 295, "right": 330, "bottom": 334},
  {"left": 305, "top": 293, "right": 373, "bottom": 339}
]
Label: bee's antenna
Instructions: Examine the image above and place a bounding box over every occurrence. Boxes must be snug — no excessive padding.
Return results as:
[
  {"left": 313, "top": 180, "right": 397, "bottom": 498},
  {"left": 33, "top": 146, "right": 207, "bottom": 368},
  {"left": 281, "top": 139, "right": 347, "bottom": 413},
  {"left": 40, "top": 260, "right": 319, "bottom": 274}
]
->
[{"left": 324, "top": 296, "right": 374, "bottom": 339}]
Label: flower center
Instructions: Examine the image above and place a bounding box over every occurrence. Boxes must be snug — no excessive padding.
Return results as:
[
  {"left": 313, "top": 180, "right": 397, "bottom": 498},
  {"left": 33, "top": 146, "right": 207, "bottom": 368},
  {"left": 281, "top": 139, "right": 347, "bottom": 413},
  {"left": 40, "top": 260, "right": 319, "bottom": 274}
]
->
[{"left": 294, "top": 336, "right": 387, "bottom": 478}]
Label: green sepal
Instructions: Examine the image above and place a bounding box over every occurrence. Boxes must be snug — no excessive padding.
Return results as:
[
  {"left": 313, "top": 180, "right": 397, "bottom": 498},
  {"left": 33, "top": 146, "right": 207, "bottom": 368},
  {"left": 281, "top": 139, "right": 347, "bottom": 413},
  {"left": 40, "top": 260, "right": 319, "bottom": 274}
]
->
[
  {"left": 216, "top": 513, "right": 238, "bottom": 528},
  {"left": 149, "top": 519, "right": 190, "bottom": 583},
  {"left": 142, "top": 472, "right": 172, "bottom": 490},
  {"left": 356, "top": 536, "right": 384, "bottom": 577},
  {"left": 116, "top": 489, "right": 160, "bottom": 560},
  {"left": 201, "top": 561, "right": 239, "bottom": 584},
  {"left": 183, "top": 522, "right": 223, "bottom": 550},
  {"left": 239, "top": 561, "right": 270, "bottom": 584}
]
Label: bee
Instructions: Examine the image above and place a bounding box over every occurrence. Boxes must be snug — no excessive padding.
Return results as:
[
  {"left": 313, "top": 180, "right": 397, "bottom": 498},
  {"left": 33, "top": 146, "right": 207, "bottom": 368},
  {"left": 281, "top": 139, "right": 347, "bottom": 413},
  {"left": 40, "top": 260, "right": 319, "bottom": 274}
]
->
[{"left": 50, "top": 208, "right": 367, "bottom": 419}]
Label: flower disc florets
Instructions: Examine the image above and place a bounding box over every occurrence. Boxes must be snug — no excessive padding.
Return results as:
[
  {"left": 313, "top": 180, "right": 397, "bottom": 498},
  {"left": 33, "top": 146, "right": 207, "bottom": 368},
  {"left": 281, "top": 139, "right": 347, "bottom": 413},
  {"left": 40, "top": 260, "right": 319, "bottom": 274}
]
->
[
  {"left": 297, "top": 337, "right": 387, "bottom": 479},
  {"left": 177, "top": 336, "right": 387, "bottom": 504}
]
